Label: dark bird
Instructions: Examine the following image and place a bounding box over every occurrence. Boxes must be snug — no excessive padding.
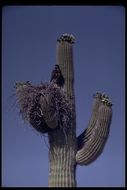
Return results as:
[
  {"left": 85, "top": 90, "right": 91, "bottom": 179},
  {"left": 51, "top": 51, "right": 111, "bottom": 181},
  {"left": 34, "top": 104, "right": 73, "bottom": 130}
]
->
[{"left": 50, "top": 64, "right": 64, "bottom": 87}]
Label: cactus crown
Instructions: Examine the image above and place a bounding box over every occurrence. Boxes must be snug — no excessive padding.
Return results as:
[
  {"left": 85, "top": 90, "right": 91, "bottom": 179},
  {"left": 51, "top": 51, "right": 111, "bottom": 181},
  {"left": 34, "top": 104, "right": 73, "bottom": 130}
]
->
[
  {"left": 93, "top": 91, "right": 113, "bottom": 107},
  {"left": 57, "top": 33, "right": 75, "bottom": 43},
  {"left": 101, "top": 93, "right": 113, "bottom": 107}
]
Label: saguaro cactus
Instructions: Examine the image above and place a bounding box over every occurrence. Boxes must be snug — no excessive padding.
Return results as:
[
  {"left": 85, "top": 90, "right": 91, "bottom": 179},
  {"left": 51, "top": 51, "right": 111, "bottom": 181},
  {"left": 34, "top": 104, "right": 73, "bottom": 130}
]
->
[
  {"left": 48, "top": 34, "right": 77, "bottom": 187},
  {"left": 15, "top": 34, "right": 113, "bottom": 187}
]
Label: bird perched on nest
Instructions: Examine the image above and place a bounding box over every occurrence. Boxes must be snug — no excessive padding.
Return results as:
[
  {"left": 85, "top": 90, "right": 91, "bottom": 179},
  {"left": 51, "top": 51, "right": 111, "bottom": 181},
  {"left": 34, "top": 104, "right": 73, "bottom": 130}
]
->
[{"left": 50, "top": 64, "right": 64, "bottom": 87}]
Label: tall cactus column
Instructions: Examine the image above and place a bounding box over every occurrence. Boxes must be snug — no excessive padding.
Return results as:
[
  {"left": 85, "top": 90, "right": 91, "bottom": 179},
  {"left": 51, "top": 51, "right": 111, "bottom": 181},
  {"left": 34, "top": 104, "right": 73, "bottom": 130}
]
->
[{"left": 48, "top": 34, "right": 77, "bottom": 187}]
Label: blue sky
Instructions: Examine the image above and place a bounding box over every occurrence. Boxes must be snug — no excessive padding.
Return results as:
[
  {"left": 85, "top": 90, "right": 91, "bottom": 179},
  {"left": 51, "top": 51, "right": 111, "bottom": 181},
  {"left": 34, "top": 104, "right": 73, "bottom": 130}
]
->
[{"left": 2, "top": 6, "right": 125, "bottom": 187}]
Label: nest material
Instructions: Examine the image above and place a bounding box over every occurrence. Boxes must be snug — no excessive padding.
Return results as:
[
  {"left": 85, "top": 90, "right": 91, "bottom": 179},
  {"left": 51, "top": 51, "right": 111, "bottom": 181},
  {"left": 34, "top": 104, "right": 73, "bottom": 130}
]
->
[{"left": 15, "top": 81, "right": 73, "bottom": 133}]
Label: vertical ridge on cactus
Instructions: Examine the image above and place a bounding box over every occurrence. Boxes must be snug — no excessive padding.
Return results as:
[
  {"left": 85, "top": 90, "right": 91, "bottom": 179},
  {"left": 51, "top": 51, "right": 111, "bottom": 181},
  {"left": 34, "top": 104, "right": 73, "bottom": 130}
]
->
[{"left": 15, "top": 33, "right": 113, "bottom": 187}]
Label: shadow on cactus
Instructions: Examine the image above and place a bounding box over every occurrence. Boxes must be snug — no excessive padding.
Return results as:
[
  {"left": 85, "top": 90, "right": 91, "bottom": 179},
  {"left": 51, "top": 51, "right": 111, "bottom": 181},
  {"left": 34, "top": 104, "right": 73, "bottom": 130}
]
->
[{"left": 15, "top": 33, "right": 113, "bottom": 187}]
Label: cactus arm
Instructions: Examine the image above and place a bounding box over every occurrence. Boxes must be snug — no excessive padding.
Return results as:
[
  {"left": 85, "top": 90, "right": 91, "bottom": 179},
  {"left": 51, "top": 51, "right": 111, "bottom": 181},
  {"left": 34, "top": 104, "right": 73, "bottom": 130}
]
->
[
  {"left": 77, "top": 92, "right": 102, "bottom": 150},
  {"left": 15, "top": 82, "right": 59, "bottom": 133},
  {"left": 39, "top": 93, "right": 58, "bottom": 129},
  {"left": 76, "top": 93, "right": 113, "bottom": 165}
]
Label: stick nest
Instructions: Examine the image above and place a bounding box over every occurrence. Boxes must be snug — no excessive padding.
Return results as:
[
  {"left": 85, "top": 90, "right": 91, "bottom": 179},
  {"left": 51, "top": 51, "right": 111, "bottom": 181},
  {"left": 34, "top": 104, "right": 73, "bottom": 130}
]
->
[{"left": 15, "top": 81, "right": 73, "bottom": 133}]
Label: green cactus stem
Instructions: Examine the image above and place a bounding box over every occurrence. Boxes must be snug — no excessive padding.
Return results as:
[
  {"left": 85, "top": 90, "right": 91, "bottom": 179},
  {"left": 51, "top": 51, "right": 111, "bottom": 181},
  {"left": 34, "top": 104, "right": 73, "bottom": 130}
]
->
[
  {"left": 77, "top": 92, "right": 102, "bottom": 150},
  {"left": 76, "top": 93, "right": 112, "bottom": 165},
  {"left": 48, "top": 34, "right": 77, "bottom": 187}
]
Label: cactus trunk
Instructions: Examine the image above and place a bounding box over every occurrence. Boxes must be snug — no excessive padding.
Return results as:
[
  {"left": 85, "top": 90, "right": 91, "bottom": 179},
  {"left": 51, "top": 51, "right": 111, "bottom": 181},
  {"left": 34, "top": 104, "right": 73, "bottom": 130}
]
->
[{"left": 48, "top": 38, "right": 77, "bottom": 187}]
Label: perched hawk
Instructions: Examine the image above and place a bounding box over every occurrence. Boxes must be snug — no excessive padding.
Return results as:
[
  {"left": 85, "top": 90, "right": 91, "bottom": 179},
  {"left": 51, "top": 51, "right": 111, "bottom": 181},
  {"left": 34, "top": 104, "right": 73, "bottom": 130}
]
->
[{"left": 50, "top": 64, "right": 64, "bottom": 87}]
